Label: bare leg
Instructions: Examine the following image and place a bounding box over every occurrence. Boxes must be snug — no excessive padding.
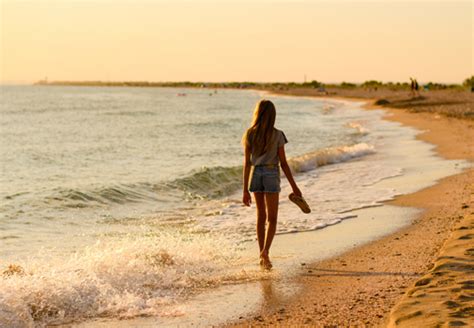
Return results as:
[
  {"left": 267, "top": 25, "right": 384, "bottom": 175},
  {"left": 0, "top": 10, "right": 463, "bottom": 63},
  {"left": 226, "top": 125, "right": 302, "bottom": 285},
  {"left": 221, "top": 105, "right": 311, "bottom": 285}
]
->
[
  {"left": 254, "top": 192, "right": 266, "bottom": 255},
  {"left": 261, "top": 192, "right": 279, "bottom": 269}
]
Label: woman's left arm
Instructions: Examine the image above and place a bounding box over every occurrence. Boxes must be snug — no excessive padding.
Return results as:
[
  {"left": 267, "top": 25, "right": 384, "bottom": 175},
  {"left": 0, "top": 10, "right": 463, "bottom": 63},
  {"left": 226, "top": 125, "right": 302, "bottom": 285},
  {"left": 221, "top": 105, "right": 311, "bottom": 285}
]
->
[{"left": 242, "top": 145, "right": 252, "bottom": 206}]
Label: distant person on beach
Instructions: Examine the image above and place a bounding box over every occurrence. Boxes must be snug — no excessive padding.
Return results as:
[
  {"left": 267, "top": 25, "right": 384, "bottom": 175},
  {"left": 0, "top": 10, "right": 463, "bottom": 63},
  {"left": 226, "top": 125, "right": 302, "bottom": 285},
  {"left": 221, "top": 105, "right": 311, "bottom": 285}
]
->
[
  {"left": 410, "top": 78, "right": 420, "bottom": 97},
  {"left": 410, "top": 77, "right": 415, "bottom": 96},
  {"left": 241, "top": 100, "right": 303, "bottom": 269},
  {"left": 414, "top": 79, "right": 420, "bottom": 96}
]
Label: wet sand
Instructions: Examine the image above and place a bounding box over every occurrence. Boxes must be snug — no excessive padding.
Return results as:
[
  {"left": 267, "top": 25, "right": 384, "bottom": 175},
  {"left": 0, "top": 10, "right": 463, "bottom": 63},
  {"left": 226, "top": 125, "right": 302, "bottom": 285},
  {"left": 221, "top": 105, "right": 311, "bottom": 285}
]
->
[{"left": 228, "top": 91, "right": 474, "bottom": 326}]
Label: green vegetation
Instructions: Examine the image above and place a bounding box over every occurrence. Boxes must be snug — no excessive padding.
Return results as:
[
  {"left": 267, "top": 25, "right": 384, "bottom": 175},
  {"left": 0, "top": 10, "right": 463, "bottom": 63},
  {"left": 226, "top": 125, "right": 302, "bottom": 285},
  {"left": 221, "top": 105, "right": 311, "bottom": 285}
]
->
[
  {"left": 361, "top": 80, "right": 384, "bottom": 89},
  {"left": 301, "top": 80, "right": 323, "bottom": 88},
  {"left": 422, "top": 81, "right": 464, "bottom": 91},
  {"left": 384, "top": 82, "right": 410, "bottom": 90},
  {"left": 340, "top": 82, "right": 357, "bottom": 88},
  {"left": 35, "top": 78, "right": 469, "bottom": 91},
  {"left": 463, "top": 76, "right": 474, "bottom": 89}
]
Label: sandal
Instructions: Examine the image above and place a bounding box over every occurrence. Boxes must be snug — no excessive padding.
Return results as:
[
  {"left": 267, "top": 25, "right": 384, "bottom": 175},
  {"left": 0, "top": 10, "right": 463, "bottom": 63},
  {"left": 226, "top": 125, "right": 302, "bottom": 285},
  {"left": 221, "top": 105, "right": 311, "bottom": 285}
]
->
[{"left": 289, "top": 193, "right": 311, "bottom": 214}]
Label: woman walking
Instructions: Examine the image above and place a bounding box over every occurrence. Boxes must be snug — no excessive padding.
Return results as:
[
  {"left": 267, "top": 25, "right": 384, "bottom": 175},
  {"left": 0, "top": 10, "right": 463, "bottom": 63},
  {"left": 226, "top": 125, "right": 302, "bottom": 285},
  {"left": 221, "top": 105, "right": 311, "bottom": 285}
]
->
[{"left": 242, "top": 99, "right": 303, "bottom": 269}]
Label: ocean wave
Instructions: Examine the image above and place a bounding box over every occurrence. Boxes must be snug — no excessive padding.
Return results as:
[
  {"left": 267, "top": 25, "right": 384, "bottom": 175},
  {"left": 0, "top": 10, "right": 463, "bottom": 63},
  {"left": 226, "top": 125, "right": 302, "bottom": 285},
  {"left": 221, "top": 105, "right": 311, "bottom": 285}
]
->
[
  {"left": 0, "top": 232, "right": 262, "bottom": 327},
  {"left": 176, "top": 120, "right": 236, "bottom": 129},
  {"left": 152, "top": 143, "right": 375, "bottom": 200},
  {"left": 102, "top": 110, "right": 157, "bottom": 116},
  {"left": 43, "top": 144, "right": 375, "bottom": 208},
  {"left": 51, "top": 183, "right": 166, "bottom": 206},
  {"left": 169, "top": 166, "right": 242, "bottom": 199},
  {"left": 288, "top": 143, "right": 375, "bottom": 173},
  {"left": 46, "top": 166, "right": 243, "bottom": 209}
]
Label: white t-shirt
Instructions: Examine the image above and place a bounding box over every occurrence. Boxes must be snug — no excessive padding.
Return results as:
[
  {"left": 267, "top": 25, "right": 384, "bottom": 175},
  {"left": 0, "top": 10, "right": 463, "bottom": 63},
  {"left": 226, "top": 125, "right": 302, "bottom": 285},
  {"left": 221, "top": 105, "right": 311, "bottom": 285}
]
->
[{"left": 250, "top": 128, "right": 288, "bottom": 166}]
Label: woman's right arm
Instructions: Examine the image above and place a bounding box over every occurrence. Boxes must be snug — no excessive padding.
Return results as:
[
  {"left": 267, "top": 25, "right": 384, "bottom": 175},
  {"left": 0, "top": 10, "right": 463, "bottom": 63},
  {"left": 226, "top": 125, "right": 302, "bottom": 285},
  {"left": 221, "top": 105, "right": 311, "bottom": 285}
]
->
[
  {"left": 278, "top": 145, "right": 302, "bottom": 197},
  {"left": 242, "top": 145, "right": 252, "bottom": 206}
]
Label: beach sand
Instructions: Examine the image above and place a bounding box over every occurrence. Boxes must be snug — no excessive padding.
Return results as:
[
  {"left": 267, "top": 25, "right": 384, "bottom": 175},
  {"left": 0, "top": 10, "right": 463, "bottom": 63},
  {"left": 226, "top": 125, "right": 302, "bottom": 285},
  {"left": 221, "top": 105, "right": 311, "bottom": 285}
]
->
[
  {"left": 387, "top": 212, "right": 474, "bottom": 327},
  {"left": 228, "top": 90, "right": 474, "bottom": 327}
]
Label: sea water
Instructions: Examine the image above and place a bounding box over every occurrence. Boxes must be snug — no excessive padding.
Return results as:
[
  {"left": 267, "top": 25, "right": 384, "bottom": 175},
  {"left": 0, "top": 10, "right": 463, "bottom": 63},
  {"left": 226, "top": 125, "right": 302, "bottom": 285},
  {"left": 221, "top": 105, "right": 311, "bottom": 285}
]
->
[{"left": 0, "top": 86, "right": 468, "bottom": 327}]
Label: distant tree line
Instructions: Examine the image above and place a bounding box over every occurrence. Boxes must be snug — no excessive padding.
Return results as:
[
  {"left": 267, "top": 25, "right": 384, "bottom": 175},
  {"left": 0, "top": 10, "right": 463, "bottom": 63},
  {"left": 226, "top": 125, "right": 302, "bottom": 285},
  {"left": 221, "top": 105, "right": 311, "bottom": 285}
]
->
[
  {"left": 35, "top": 77, "right": 473, "bottom": 91},
  {"left": 463, "top": 76, "right": 473, "bottom": 90}
]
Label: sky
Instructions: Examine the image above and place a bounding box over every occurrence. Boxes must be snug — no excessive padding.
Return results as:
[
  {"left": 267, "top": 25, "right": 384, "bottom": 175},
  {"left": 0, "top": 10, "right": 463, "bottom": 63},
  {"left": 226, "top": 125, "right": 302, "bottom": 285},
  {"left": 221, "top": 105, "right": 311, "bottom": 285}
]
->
[{"left": 1, "top": 0, "right": 472, "bottom": 84}]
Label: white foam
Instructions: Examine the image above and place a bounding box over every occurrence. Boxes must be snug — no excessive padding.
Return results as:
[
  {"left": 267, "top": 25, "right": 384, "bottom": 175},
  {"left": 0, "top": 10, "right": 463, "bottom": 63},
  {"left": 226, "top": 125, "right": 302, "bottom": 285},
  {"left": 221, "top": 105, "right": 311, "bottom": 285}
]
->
[
  {"left": 0, "top": 232, "right": 265, "bottom": 327},
  {"left": 346, "top": 121, "right": 370, "bottom": 135},
  {"left": 194, "top": 156, "right": 400, "bottom": 243},
  {"left": 288, "top": 143, "right": 375, "bottom": 172}
]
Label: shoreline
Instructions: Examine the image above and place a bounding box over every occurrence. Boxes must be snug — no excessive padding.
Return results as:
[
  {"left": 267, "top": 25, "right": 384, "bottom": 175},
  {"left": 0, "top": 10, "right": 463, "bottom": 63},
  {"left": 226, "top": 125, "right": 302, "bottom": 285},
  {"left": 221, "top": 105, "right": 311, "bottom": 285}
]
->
[{"left": 227, "top": 92, "right": 473, "bottom": 326}]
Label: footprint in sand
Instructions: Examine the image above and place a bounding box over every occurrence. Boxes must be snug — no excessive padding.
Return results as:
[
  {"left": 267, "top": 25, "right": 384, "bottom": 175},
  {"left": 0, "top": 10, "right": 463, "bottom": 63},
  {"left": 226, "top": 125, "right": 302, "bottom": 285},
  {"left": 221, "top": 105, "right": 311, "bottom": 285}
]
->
[
  {"left": 458, "top": 234, "right": 473, "bottom": 240},
  {"left": 443, "top": 300, "right": 460, "bottom": 308},
  {"left": 464, "top": 248, "right": 474, "bottom": 257},
  {"left": 448, "top": 320, "right": 468, "bottom": 327},
  {"left": 415, "top": 277, "right": 432, "bottom": 287},
  {"left": 459, "top": 280, "right": 474, "bottom": 289}
]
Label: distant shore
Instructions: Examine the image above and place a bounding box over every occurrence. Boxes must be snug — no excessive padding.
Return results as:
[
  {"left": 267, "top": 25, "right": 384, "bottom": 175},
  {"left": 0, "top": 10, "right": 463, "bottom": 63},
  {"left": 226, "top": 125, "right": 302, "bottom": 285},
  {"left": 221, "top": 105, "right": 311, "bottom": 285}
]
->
[
  {"left": 34, "top": 80, "right": 473, "bottom": 120},
  {"left": 271, "top": 86, "right": 474, "bottom": 120}
]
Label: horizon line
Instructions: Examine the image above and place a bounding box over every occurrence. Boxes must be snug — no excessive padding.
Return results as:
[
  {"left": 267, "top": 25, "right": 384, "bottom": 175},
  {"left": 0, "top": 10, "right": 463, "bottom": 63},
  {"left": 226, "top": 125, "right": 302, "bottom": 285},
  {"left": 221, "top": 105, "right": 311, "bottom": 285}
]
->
[{"left": 1, "top": 77, "right": 471, "bottom": 86}]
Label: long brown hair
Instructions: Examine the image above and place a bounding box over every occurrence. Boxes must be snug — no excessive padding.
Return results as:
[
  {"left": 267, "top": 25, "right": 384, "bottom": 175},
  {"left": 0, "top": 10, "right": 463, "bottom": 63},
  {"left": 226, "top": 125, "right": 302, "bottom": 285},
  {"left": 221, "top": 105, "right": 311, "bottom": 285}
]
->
[{"left": 242, "top": 99, "right": 276, "bottom": 156}]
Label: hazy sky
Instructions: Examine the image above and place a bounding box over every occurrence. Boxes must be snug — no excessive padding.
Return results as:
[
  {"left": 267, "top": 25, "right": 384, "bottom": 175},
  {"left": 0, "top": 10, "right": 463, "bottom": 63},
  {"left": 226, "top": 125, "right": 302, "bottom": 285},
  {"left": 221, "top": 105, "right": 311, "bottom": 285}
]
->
[{"left": 1, "top": 0, "right": 472, "bottom": 84}]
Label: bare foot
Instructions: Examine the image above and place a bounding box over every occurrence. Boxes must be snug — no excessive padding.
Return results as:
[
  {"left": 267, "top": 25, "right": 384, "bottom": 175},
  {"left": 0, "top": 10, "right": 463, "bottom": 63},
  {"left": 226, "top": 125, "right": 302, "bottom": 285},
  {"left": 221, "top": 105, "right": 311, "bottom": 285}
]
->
[{"left": 260, "top": 250, "right": 273, "bottom": 270}]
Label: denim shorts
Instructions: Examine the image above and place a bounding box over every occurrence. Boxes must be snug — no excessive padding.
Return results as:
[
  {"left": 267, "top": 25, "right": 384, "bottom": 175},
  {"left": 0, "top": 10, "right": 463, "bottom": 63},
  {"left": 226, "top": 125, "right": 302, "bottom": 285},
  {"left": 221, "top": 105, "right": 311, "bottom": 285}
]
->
[{"left": 249, "top": 165, "right": 281, "bottom": 193}]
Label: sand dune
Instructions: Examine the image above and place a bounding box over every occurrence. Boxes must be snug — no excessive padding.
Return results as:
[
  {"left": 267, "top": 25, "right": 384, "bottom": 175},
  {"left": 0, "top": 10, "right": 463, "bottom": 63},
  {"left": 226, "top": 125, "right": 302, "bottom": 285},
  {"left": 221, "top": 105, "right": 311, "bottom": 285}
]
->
[{"left": 388, "top": 213, "right": 474, "bottom": 327}]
